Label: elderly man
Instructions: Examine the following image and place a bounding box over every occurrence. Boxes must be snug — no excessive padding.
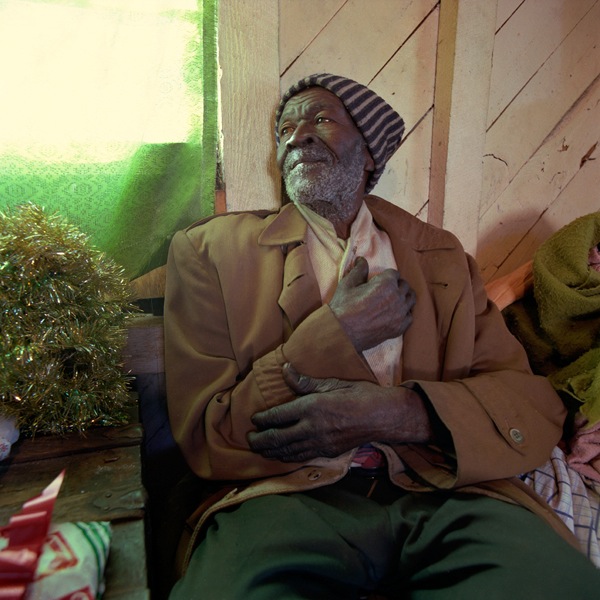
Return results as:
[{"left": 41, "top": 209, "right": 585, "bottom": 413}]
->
[{"left": 165, "top": 74, "right": 600, "bottom": 599}]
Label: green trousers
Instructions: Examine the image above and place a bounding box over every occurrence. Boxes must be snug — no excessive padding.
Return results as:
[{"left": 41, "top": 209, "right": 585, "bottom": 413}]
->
[{"left": 170, "top": 474, "right": 600, "bottom": 599}]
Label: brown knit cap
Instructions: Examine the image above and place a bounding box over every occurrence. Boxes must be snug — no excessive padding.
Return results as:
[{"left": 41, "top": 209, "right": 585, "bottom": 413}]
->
[{"left": 275, "top": 73, "right": 405, "bottom": 192}]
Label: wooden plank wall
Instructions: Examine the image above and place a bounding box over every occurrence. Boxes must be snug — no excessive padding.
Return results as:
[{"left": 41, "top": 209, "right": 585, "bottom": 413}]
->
[
  {"left": 219, "top": 0, "right": 600, "bottom": 283},
  {"left": 218, "top": 0, "right": 280, "bottom": 212},
  {"left": 478, "top": 0, "right": 600, "bottom": 282},
  {"left": 280, "top": 0, "right": 439, "bottom": 220},
  {"left": 427, "top": 1, "right": 497, "bottom": 255}
]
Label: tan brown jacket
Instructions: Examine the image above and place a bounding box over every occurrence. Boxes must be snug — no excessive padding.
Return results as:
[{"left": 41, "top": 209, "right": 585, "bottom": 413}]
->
[{"left": 165, "top": 196, "right": 576, "bottom": 572}]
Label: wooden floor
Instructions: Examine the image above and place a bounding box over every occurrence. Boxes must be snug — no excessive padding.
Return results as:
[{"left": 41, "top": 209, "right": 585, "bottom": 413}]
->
[{"left": 0, "top": 423, "right": 149, "bottom": 599}]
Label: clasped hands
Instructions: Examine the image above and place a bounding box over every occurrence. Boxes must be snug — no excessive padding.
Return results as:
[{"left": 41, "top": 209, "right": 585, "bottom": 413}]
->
[{"left": 248, "top": 257, "right": 424, "bottom": 463}]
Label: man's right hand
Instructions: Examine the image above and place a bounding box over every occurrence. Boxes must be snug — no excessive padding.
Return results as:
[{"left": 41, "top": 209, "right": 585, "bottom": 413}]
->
[{"left": 329, "top": 257, "right": 416, "bottom": 352}]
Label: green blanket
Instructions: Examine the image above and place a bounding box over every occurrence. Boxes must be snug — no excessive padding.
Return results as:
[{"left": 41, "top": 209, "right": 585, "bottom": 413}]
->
[{"left": 503, "top": 212, "right": 600, "bottom": 424}]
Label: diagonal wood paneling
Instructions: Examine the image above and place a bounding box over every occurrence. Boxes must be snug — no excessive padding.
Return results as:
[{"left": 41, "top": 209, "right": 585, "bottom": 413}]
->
[
  {"left": 488, "top": 0, "right": 596, "bottom": 127},
  {"left": 279, "top": 0, "right": 438, "bottom": 219},
  {"left": 279, "top": 0, "right": 345, "bottom": 77},
  {"left": 428, "top": 0, "right": 497, "bottom": 253},
  {"left": 364, "top": 5, "right": 438, "bottom": 216},
  {"left": 478, "top": 0, "right": 600, "bottom": 281},
  {"left": 496, "top": 0, "right": 525, "bottom": 29},
  {"left": 478, "top": 73, "right": 600, "bottom": 282},
  {"left": 219, "top": 0, "right": 280, "bottom": 212},
  {"left": 273, "top": 0, "right": 600, "bottom": 279},
  {"left": 482, "top": 0, "right": 600, "bottom": 213},
  {"left": 280, "top": 0, "right": 438, "bottom": 91}
]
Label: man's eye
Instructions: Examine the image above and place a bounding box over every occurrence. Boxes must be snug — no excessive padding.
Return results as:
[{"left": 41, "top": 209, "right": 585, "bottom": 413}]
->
[
  {"left": 280, "top": 126, "right": 293, "bottom": 138},
  {"left": 316, "top": 116, "right": 330, "bottom": 124}
]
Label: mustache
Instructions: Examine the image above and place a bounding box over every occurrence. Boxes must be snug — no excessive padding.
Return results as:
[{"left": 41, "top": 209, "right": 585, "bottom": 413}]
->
[{"left": 283, "top": 146, "right": 332, "bottom": 175}]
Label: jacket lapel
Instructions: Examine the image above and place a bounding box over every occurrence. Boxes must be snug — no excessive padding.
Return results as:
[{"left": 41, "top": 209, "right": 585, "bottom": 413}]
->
[
  {"left": 366, "top": 197, "right": 462, "bottom": 382},
  {"left": 258, "top": 204, "right": 322, "bottom": 330},
  {"left": 259, "top": 198, "right": 465, "bottom": 382},
  {"left": 279, "top": 244, "right": 322, "bottom": 329}
]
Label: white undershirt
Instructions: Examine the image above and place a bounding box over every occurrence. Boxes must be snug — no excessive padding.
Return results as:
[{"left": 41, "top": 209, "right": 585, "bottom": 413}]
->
[{"left": 294, "top": 201, "right": 403, "bottom": 387}]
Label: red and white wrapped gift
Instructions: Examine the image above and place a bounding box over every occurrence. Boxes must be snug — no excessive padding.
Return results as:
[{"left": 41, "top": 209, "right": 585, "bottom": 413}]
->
[{"left": 0, "top": 471, "right": 111, "bottom": 600}]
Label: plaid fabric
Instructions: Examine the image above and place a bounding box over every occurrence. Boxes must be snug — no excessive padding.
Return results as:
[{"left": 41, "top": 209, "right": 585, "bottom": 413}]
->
[
  {"left": 351, "top": 444, "right": 386, "bottom": 470},
  {"left": 521, "top": 446, "right": 600, "bottom": 567}
]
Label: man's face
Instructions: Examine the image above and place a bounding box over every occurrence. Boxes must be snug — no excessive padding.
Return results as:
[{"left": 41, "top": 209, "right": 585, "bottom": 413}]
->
[{"left": 276, "top": 88, "right": 374, "bottom": 223}]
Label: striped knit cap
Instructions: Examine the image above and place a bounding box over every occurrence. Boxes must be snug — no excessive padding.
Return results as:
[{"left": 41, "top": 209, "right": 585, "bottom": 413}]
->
[{"left": 275, "top": 73, "right": 405, "bottom": 192}]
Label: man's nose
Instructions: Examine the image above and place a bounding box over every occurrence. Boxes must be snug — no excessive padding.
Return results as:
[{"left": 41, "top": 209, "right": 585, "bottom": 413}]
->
[{"left": 286, "top": 122, "right": 316, "bottom": 149}]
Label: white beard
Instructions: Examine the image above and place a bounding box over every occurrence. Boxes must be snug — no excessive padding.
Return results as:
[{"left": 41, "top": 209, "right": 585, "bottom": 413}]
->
[{"left": 282, "top": 140, "right": 366, "bottom": 224}]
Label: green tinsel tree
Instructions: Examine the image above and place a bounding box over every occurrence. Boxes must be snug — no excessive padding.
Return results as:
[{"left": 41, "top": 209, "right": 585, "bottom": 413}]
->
[{"left": 0, "top": 203, "right": 136, "bottom": 435}]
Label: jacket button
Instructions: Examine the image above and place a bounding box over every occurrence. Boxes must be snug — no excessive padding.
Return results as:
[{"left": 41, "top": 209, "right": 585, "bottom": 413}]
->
[
  {"left": 509, "top": 428, "right": 524, "bottom": 444},
  {"left": 307, "top": 469, "right": 321, "bottom": 481}
]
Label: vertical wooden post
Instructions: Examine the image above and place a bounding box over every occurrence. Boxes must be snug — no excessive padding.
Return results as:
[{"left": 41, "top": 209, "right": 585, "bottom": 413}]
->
[
  {"left": 218, "top": 0, "right": 280, "bottom": 212},
  {"left": 429, "top": 0, "right": 497, "bottom": 255}
]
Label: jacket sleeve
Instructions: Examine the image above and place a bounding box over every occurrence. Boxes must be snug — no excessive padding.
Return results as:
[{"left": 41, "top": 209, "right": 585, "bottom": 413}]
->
[
  {"left": 397, "top": 254, "right": 566, "bottom": 489},
  {"left": 164, "top": 227, "right": 370, "bottom": 481}
]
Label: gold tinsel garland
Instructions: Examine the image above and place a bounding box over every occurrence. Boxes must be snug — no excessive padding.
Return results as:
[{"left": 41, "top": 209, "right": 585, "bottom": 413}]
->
[{"left": 0, "top": 203, "right": 136, "bottom": 435}]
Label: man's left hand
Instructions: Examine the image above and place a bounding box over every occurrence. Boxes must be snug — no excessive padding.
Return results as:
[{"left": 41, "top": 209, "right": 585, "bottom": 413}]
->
[{"left": 247, "top": 363, "right": 430, "bottom": 463}]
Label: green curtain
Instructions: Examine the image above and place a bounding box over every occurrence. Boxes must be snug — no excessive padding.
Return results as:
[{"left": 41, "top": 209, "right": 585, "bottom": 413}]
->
[{"left": 0, "top": 0, "right": 218, "bottom": 279}]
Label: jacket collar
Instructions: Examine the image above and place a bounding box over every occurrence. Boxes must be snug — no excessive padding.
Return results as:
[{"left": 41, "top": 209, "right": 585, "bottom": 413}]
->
[
  {"left": 258, "top": 196, "right": 458, "bottom": 253},
  {"left": 364, "top": 196, "right": 460, "bottom": 381},
  {"left": 365, "top": 195, "right": 457, "bottom": 252},
  {"left": 257, "top": 196, "right": 459, "bottom": 382},
  {"left": 258, "top": 202, "right": 307, "bottom": 248},
  {"left": 257, "top": 204, "right": 319, "bottom": 331}
]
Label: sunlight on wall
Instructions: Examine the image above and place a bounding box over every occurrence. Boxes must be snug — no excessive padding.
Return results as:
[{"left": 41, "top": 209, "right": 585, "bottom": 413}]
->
[
  {"left": 0, "top": 0, "right": 200, "bottom": 163},
  {"left": 0, "top": 0, "right": 218, "bottom": 278}
]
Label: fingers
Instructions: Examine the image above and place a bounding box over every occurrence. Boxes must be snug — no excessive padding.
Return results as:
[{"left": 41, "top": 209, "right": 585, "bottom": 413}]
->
[
  {"left": 282, "top": 363, "right": 348, "bottom": 395},
  {"left": 251, "top": 438, "right": 319, "bottom": 462},
  {"left": 398, "top": 280, "right": 416, "bottom": 310},
  {"left": 396, "top": 279, "right": 415, "bottom": 335},
  {"left": 282, "top": 362, "right": 314, "bottom": 394},
  {"left": 378, "top": 269, "right": 416, "bottom": 303},
  {"left": 338, "top": 256, "right": 369, "bottom": 289},
  {"left": 251, "top": 401, "right": 298, "bottom": 430},
  {"left": 248, "top": 423, "right": 313, "bottom": 462},
  {"left": 339, "top": 260, "right": 415, "bottom": 307},
  {"left": 249, "top": 400, "right": 319, "bottom": 462}
]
